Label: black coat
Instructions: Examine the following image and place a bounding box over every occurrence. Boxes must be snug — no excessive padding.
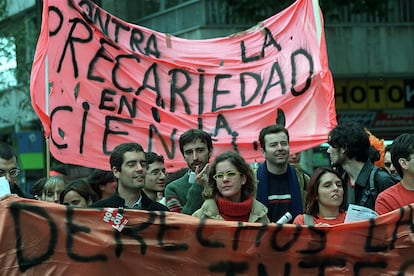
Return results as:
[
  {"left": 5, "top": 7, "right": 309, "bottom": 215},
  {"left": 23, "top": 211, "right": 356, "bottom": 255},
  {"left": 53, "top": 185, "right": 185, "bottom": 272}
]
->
[
  {"left": 344, "top": 161, "right": 396, "bottom": 210},
  {"left": 90, "top": 190, "right": 169, "bottom": 211},
  {"left": 11, "top": 184, "right": 35, "bottom": 199}
]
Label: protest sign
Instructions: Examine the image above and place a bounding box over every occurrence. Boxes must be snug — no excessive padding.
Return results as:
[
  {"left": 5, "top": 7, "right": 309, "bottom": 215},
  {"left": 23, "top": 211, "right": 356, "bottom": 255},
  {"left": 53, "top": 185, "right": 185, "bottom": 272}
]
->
[
  {"left": 30, "top": 0, "right": 336, "bottom": 170},
  {"left": 1, "top": 196, "right": 414, "bottom": 275}
]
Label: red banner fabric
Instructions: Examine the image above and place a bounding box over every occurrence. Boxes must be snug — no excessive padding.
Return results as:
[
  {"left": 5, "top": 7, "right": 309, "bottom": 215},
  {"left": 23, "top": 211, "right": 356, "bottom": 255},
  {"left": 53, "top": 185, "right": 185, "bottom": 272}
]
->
[{"left": 1, "top": 196, "right": 414, "bottom": 275}]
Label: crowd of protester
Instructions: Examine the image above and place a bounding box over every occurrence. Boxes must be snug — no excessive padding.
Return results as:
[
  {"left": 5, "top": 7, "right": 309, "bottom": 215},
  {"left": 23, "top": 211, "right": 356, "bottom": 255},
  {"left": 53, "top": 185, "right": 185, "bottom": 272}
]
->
[{"left": 0, "top": 120, "right": 411, "bottom": 226}]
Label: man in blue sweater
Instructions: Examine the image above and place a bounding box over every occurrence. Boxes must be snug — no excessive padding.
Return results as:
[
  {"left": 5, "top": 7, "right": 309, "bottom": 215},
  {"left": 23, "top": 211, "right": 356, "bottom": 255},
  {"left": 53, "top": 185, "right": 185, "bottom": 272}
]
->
[{"left": 256, "top": 125, "right": 309, "bottom": 223}]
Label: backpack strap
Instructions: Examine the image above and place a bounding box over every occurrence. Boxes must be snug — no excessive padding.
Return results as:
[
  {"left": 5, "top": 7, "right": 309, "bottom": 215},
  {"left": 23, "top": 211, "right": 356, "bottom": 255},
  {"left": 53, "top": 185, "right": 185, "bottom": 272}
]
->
[
  {"left": 303, "top": 214, "right": 314, "bottom": 226},
  {"left": 369, "top": 166, "right": 378, "bottom": 191},
  {"left": 293, "top": 166, "right": 310, "bottom": 209},
  {"left": 294, "top": 166, "right": 310, "bottom": 191},
  {"left": 359, "top": 166, "right": 378, "bottom": 206}
]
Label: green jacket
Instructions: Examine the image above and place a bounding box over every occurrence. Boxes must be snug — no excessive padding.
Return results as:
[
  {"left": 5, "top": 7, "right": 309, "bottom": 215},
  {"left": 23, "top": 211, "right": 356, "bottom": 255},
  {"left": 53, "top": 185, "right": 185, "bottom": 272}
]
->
[{"left": 165, "top": 171, "right": 204, "bottom": 214}]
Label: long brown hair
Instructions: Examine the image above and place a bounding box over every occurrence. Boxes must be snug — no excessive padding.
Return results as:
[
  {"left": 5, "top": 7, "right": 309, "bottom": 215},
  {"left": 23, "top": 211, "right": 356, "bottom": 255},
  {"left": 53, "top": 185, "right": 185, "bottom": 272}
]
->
[{"left": 304, "top": 167, "right": 347, "bottom": 217}]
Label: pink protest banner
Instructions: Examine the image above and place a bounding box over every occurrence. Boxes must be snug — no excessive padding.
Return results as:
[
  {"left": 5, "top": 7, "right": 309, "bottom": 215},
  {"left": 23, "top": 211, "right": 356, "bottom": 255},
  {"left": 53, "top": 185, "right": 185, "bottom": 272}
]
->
[
  {"left": 30, "top": 0, "right": 336, "bottom": 170},
  {"left": 1, "top": 196, "right": 414, "bottom": 275}
]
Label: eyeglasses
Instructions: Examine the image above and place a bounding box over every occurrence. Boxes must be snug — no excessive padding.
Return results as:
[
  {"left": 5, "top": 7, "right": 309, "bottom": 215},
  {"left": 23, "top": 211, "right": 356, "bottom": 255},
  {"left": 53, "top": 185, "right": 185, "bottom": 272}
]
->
[
  {"left": 213, "top": 171, "right": 241, "bottom": 180},
  {"left": 148, "top": 169, "right": 167, "bottom": 176},
  {"left": 0, "top": 168, "right": 20, "bottom": 178}
]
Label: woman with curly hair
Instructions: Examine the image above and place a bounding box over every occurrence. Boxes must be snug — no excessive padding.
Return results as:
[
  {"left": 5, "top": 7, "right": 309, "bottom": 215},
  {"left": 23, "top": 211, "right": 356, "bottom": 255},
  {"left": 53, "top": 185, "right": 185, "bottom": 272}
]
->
[
  {"left": 293, "top": 167, "right": 347, "bottom": 226},
  {"left": 192, "top": 151, "right": 269, "bottom": 223}
]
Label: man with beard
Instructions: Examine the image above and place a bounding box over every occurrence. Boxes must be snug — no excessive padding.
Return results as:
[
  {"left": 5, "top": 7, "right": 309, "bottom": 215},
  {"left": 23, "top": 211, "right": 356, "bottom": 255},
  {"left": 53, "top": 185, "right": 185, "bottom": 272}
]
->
[
  {"left": 90, "top": 142, "right": 168, "bottom": 211},
  {"left": 165, "top": 129, "right": 212, "bottom": 214},
  {"left": 256, "top": 124, "right": 309, "bottom": 223},
  {"left": 327, "top": 121, "right": 396, "bottom": 210}
]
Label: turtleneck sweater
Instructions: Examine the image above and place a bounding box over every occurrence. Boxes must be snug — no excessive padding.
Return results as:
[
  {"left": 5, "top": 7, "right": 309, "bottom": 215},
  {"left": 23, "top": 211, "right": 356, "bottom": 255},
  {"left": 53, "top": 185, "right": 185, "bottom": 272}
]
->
[{"left": 217, "top": 196, "right": 253, "bottom": 222}]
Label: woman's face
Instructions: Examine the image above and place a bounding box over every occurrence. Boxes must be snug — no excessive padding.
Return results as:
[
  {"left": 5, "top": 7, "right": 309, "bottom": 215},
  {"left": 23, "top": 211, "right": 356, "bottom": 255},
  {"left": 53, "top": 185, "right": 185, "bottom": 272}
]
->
[
  {"left": 214, "top": 160, "right": 246, "bottom": 202},
  {"left": 317, "top": 172, "right": 344, "bottom": 209},
  {"left": 42, "top": 183, "right": 65, "bottom": 203},
  {"left": 63, "top": 190, "right": 89, "bottom": 207}
]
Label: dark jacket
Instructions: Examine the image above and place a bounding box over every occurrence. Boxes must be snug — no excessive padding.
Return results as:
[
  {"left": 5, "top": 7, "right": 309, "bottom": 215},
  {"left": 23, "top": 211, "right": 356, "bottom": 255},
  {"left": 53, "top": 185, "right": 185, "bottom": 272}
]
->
[
  {"left": 256, "top": 162, "right": 308, "bottom": 222},
  {"left": 90, "top": 190, "right": 169, "bottom": 211},
  {"left": 344, "top": 161, "right": 396, "bottom": 210},
  {"left": 11, "top": 184, "right": 35, "bottom": 199}
]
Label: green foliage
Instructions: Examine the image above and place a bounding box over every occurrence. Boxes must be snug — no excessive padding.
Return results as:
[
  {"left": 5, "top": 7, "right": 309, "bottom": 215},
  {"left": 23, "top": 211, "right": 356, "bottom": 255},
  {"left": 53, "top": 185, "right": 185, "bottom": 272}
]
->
[
  {"left": 0, "top": 37, "right": 16, "bottom": 89},
  {"left": 0, "top": 0, "right": 6, "bottom": 18},
  {"left": 0, "top": 0, "right": 39, "bottom": 90}
]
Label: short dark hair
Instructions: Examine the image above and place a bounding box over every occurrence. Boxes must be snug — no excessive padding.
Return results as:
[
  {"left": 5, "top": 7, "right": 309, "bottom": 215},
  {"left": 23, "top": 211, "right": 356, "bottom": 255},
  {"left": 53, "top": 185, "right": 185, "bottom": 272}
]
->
[
  {"left": 0, "top": 142, "right": 17, "bottom": 160},
  {"left": 391, "top": 133, "right": 414, "bottom": 178},
  {"left": 30, "top": 177, "right": 48, "bottom": 198},
  {"left": 87, "top": 169, "right": 115, "bottom": 199},
  {"left": 59, "top": 179, "right": 98, "bottom": 205},
  {"left": 368, "top": 146, "right": 380, "bottom": 163},
  {"left": 109, "top": 142, "right": 144, "bottom": 171},
  {"left": 258, "top": 124, "right": 289, "bottom": 150},
  {"left": 179, "top": 129, "right": 213, "bottom": 155},
  {"left": 145, "top": 152, "right": 164, "bottom": 167},
  {"left": 385, "top": 144, "right": 392, "bottom": 153},
  {"left": 327, "top": 121, "right": 370, "bottom": 162},
  {"left": 204, "top": 151, "right": 255, "bottom": 201},
  {"left": 305, "top": 166, "right": 347, "bottom": 217}
]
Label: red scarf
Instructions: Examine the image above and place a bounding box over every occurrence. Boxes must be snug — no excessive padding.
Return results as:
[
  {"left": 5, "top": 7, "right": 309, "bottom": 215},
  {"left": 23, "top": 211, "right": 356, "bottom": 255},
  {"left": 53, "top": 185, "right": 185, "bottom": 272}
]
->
[{"left": 217, "top": 196, "right": 253, "bottom": 222}]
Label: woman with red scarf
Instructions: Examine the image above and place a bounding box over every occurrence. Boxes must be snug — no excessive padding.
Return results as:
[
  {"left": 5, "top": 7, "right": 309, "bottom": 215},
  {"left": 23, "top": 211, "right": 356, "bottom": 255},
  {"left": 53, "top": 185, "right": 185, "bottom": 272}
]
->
[{"left": 192, "top": 151, "right": 269, "bottom": 223}]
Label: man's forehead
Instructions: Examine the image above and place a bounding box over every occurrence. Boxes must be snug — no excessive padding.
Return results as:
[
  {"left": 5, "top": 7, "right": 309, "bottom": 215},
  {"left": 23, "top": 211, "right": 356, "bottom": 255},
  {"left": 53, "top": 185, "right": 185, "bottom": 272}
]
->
[
  {"left": 0, "top": 156, "right": 18, "bottom": 169},
  {"left": 123, "top": 151, "right": 145, "bottom": 161},
  {"left": 265, "top": 132, "right": 288, "bottom": 142},
  {"left": 183, "top": 139, "right": 207, "bottom": 150},
  {"left": 148, "top": 161, "right": 164, "bottom": 169}
]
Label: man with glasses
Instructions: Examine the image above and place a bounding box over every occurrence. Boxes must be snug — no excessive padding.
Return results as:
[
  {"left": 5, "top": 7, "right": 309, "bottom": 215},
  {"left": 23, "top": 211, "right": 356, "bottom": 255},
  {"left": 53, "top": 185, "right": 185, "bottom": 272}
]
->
[
  {"left": 143, "top": 152, "right": 167, "bottom": 206},
  {"left": 0, "top": 142, "right": 34, "bottom": 199},
  {"left": 375, "top": 133, "right": 414, "bottom": 215},
  {"left": 256, "top": 124, "right": 309, "bottom": 223}
]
